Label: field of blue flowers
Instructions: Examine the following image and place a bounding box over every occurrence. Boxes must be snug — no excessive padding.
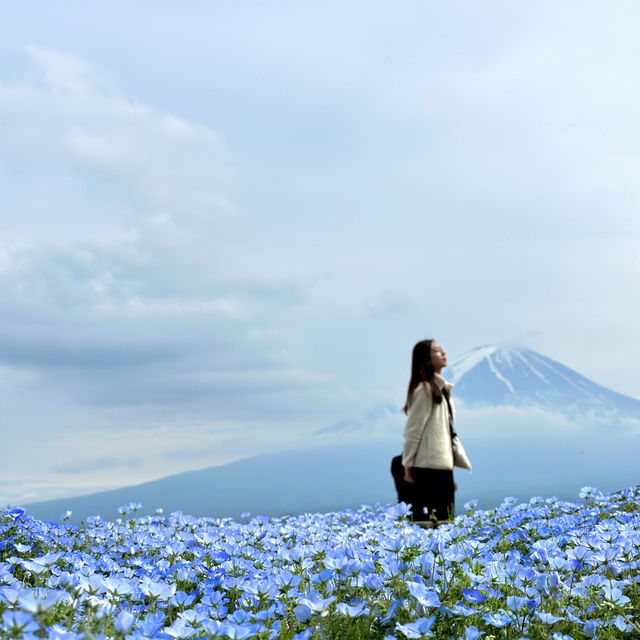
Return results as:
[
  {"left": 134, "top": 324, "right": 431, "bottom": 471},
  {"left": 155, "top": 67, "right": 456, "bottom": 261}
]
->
[{"left": 1, "top": 486, "right": 638, "bottom": 639}]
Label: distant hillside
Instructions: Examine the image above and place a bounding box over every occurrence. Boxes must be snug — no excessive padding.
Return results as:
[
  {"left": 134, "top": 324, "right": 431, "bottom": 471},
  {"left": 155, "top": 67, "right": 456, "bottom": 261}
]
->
[
  {"left": 25, "top": 445, "right": 396, "bottom": 524},
  {"left": 23, "top": 433, "right": 640, "bottom": 524}
]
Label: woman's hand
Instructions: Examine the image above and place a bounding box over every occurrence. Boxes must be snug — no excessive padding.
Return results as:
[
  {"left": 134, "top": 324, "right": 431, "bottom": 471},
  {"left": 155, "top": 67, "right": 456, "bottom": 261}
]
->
[{"left": 403, "top": 468, "right": 414, "bottom": 483}]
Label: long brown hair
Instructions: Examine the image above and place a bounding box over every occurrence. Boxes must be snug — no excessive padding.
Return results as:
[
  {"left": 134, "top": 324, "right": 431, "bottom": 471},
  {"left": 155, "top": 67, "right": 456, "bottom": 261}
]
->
[{"left": 402, "top": 339, "right": 443, "bottom": 414}]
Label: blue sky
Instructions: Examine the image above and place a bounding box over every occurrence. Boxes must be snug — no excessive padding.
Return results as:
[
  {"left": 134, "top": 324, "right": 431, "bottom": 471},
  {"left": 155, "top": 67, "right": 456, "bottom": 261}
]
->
[{"left": 1, "top": 2, "right": 639, "bottom": 504}]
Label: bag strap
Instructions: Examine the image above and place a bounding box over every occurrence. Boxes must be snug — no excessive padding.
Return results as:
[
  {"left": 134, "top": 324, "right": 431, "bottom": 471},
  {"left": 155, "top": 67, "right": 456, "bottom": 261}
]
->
[{"left": 442, "top": 387, "right": 458, "bottom": 443}]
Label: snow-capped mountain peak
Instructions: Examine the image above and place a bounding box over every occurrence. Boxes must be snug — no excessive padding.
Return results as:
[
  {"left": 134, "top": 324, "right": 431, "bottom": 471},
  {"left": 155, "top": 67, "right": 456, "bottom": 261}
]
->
[{"left": 448, "top": 344, "right": 640, "bottom": 419}]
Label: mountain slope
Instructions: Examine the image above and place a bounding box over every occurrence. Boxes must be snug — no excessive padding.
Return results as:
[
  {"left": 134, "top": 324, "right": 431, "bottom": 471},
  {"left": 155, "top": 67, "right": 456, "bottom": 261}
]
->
[
  {"left": 22, "top": 445, "right": 397, "bottom": 524},
  {"left": 449, "top": 344, "right": 640, "bottom": 418}
]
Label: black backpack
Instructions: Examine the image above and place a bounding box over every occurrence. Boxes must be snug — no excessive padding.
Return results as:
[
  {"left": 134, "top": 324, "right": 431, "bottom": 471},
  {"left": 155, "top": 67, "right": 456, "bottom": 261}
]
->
[{"left": 390, "top": 455, "right": 414, "bottom": 504}]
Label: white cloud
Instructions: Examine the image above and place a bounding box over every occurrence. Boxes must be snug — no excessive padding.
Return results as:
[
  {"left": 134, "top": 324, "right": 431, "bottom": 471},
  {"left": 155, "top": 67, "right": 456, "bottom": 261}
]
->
[
  {"left": 0, "top": 46, "right": 350, "bottom": 507},
  {"left": 3, "top": 45, "right": 232, "bottom": 238}
]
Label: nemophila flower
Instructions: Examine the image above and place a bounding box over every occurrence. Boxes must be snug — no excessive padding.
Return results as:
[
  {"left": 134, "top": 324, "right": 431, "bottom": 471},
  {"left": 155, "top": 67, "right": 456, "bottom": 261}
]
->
[
  {"left": 607, "top": 559, "right": 624, "bottom": 577},
  {"left": 548, "top": 571, "right": 562, "bottom": 590},
  {"left": 6, "top": 508, "right": 26, "bottom": 520},
  {"left": 506, "top": 595, "right": 537, "bottom": 613},
  {"left": 0, "top": 564, "right": 15, "bottom": 585},
  {"left": 536, "top": 611, "right": 565, "bottom": 623},
  {"left": 18, "top": 589, "right": 67, "bottom": 614},
  {"left": 483, "top": 611, "right": 512, "bottom": 628},
  {"left": 244, "top": 578, "right": 279, "bottom": 600},
  {"left": 0, "top": 536, "right": 15, "bottom": 552},
  {"left": 579, "top": 486, "right": 600, "bottom": 500},
  {"left": 406, "top": 581, "right": 441, "bottom": 608},
  {"left": 165, "top": 618, "right": 197, "bottom": 639},
  {"left": 87, "top": 596, "right": 116, "bottom": 619},
  {"left": 584, "top": 619, "right": 600, "bottom": 638},
  {"left": 291, "top": 629, "right": 313, "bottom": 640},
  {"left": 48, "top": 624, "right": 83, "bottom": 640},
  {"left": 380, "top": 599, "right": 405, "bottom": 624},
  {"left": 139, "top": 578, "right": 176, "bottom": 600},
  {"left": 464, "top": 499, "right": 478, "bottom": 511},
  {"left": 225, "top": 621, "right": 264, "bottom": 639},
  {"left": 336, "top": 601, "right": 369, "bottom": 617},
  {"left": 516, "top": 565, "right": 536, "bottom": 583},
  {"left": 602, "top": 584, "right": 631, "bottom": 605},
  {"left": 322, "top": 554, "right": 347, "bottom": 571},
  {"left": 362, "top": 573, "right": 385, "bottom": 589},
  {"left": 385, "top": 502, "right": 412, "bottom": 519},
  {"left": 200, "top": 588, "right": 227, "bottom": 615},
  {"left": 164, "top": 543, "right": 187, "bottom": 559},
  {"left": 611, "top": 614, "right": 632, "bottom": 632},
  {"left": 580, "top": 573, "right": 605, "bottom": 589},
  {"left": 535, "top": 573, "right": 549, "bottom": 593},
  {"left": 547, "top": 556, "right": 568, "bottom": 571},
  {"left": 565, "top": 546, "right": 590, "bottom": 570},
  {"left": 0, "top": 587, "right": 21, "bottom": 606},
  {"left": 171, "top": 590, "right": 197, "bottom": 608},
  {"left": 254, "top": 609, "right": 272, "bottom": 622},
  {"left": 2, "top": 610, "right": 39, "bottom": 636},
  {"left": 459, "top": 625, "right": 484, "bottom": 640},
  {"left": 113, "top": 610, "right": 136, "bottom": 634},
  {"left": 78, "top": 573, "right": 107, "bottom": 595},
  {"left": 462, "top": 588, "right": 486, "bottom": 604},
  {"left": 297, "top": 592, "right": 336, "bottom": 613},
  {"left": 137, "top": 611, "right": 166, "bottom": 636},
  {"left": 33, "top": 553, "right": 62, "bottom": 567},
  {"left": 273, "top": 569, "right": 301, "bottom": 590},
  {"left": 228, "top": 608, "right": 253, "bottom": 625},
  {"left": 294, "top": 603, "right": 312, "bottom": 623},
  {"left": 565, "top": 609, "right": 584, "bottom": 625},
  {"left": 102, "top": 576, "right": 135, "bottom": 597},
  {"left": 448, "top": 603, "right": 479, "bottom": 617},
  {"left": 395, "top": 616, "right": 435, "bottom": 638}
]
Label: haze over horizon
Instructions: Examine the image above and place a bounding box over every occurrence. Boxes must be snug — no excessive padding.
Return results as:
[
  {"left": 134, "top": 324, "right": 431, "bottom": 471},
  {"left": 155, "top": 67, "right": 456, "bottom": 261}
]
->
[{"left": 1, "top": 2, "right": 639, "bottom": 506}]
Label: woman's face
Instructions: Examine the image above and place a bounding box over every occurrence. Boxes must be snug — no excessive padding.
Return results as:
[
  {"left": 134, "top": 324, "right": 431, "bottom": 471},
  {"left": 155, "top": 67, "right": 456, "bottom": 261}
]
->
[{"left": 430, "top": 342, "right": 447, "bottom": 372}]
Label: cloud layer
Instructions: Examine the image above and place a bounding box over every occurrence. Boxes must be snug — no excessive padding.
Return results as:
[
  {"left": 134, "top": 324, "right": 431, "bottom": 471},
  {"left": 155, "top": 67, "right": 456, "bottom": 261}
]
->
[{"left": 1, "top": 3, "right": 639, "bottom": 504}]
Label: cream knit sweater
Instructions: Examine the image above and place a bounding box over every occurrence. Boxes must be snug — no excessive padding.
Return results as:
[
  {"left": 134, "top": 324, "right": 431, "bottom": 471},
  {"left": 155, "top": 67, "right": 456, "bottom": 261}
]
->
[{"left": 402, "top": 373, "right": 471, "bottom": 471}]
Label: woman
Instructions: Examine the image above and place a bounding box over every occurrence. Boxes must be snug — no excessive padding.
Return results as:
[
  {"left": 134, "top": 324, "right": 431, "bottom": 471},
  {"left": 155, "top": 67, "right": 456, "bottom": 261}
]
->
[{"left": 401, "top": 339, "right": 472, "bottom": 522}]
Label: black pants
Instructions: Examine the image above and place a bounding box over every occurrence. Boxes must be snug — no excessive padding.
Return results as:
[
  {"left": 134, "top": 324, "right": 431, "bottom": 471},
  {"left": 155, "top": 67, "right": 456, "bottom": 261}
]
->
[
  {"left": 410, "top": 467, "right": 454, "bottom": 521},
  {"left": 390, "top": 457, "right": 454, "bottom": 521}
]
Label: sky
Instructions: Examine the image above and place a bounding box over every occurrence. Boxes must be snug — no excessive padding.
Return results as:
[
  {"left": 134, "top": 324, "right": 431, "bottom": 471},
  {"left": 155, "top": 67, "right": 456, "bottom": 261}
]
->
[{"left": 1, "top": 1, "right": 639, "bottom": 505}]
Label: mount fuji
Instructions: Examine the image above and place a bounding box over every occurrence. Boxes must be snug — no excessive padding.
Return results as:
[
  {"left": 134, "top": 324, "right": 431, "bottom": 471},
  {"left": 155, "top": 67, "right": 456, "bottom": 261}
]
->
[{"left": 449, "top": 344, "right": 640, "bottom": 420}]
